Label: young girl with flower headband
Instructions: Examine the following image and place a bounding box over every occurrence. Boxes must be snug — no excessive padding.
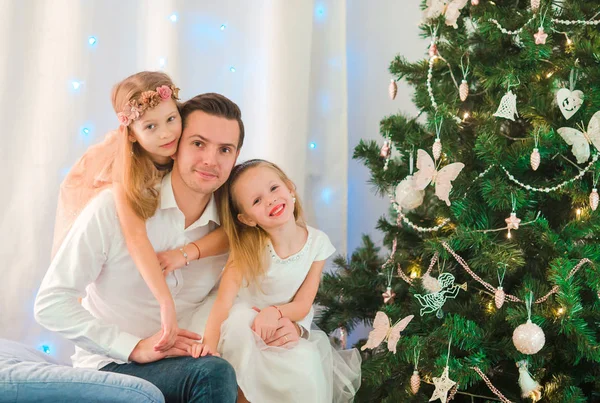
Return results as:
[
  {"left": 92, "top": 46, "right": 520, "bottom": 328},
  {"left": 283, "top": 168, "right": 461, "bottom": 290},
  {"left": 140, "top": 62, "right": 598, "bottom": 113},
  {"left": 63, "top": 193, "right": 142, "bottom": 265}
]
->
[
  {"left": 190, "top": 159, "right": 361, "bottom": 403},
  {"left": 51, "top": 71, "right": 228, "bottom": 353}
]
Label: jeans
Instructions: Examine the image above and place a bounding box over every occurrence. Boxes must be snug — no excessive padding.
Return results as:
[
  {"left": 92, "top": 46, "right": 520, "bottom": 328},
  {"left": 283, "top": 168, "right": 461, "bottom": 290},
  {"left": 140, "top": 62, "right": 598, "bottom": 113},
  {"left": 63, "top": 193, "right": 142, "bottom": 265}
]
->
[
  {"left": 0, "top": 338, "right": 164, "bottom": 403},
  {"left": 101, "top": 356, "right": 237, "bottom": 403}
]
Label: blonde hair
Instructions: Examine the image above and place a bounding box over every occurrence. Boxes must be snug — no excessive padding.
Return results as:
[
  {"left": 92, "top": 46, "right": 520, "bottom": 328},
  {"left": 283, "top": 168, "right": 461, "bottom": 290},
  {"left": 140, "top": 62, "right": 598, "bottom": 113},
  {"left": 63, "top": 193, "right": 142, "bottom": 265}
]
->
[
  {"left": 111, "top": 71, "right": 179, "bottom": 220},
  {"left": 218, "top": 160, "right": 305, "bottom": 286}
]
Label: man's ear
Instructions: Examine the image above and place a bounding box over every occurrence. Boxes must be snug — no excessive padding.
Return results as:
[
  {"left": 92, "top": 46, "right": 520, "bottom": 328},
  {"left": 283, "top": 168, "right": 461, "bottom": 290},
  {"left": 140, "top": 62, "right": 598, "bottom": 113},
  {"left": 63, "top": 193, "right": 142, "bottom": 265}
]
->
[
  {"left": 237, "top": 213, "right": 256, "bottom": 227},
  {"left": 232, "top": 149, "right": 241, "bottom": 167}
]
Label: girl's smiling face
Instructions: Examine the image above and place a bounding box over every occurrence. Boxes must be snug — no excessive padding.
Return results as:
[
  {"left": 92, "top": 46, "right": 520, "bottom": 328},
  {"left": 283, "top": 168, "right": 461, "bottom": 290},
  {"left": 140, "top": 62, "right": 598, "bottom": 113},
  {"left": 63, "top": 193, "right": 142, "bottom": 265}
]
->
[{"left": 233, "top": 165, "right": 295, "bottom": 230}]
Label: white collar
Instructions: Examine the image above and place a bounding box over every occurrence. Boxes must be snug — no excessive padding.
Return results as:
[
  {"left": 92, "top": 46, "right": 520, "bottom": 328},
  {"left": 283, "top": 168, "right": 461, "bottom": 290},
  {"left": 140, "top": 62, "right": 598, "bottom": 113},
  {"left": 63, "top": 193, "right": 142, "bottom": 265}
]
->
[{"left": 160, "top": 173, "right": 220, "bottom": 228}]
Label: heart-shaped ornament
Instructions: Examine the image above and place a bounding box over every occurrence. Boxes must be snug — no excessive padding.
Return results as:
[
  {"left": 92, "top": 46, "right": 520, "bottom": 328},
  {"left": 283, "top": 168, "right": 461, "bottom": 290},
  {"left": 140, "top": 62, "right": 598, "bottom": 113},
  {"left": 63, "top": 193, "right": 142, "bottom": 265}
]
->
[{"left": 557, "top": 88, "right": 584, "bottom": 120}]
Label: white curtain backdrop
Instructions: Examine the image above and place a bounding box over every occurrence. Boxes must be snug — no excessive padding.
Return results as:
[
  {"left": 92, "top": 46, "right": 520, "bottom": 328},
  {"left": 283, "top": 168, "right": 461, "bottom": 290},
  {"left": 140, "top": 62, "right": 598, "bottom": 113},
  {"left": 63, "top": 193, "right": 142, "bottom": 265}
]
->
[{"left": 0, "top": 0, "right": 348, "bottom": 363}]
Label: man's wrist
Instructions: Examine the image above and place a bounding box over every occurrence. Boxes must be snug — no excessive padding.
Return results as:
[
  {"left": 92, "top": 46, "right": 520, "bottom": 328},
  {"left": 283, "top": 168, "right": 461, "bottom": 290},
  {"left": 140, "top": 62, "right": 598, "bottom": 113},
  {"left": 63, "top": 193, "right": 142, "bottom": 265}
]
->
[
  {"left": 128, "top": 340, "right": 143, "bottom": 362},
  {"left": 294, "top": 322, "right": 305, "bottom": 338},
  {"left": 111, "top": 332, "right": 143, "bottom": 363}
]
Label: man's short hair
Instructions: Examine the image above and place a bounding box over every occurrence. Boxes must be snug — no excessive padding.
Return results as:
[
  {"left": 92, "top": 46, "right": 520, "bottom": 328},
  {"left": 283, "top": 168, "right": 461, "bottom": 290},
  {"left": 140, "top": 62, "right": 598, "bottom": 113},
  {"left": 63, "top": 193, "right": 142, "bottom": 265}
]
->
[{"left": 180, "top": 93, "right": 245, "bottom": 149}]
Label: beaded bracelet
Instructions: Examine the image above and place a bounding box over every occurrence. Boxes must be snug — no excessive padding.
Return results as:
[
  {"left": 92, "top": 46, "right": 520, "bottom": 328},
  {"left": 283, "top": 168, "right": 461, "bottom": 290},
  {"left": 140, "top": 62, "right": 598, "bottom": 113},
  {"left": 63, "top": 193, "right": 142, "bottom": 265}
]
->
[{"left": 179, "top": 248, "right": 190, "bottom": 266}]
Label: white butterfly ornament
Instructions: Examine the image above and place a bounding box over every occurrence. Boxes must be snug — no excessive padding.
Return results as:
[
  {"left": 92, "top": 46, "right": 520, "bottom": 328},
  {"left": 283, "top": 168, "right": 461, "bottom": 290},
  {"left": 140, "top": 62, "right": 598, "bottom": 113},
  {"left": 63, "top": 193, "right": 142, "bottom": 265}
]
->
[
  {"left": 361, "top": 312, "right": 414, "bottom": 354},
  {"left": 413, "top": 149, "right": 464, "bottom": 206},
  {"left": 557, "top": 111, "right": 600, "bottom": 164},
  {"left": 423, "top": 0, "right": 469, "bottom": 29}
]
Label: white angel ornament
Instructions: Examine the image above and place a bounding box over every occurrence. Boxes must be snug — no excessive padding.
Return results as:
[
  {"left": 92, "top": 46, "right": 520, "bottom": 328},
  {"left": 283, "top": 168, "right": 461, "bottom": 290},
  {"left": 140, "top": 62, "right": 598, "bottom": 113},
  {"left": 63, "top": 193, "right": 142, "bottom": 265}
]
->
[{"left": 414, "top": 273, "right": 466, "bottom": 317}]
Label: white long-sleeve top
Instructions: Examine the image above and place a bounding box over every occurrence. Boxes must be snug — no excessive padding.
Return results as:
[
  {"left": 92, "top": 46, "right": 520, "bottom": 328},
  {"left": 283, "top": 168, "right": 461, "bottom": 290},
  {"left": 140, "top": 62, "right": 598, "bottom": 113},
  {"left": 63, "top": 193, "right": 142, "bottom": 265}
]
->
[{"left": 35, "top": 173, "right": 313, "bottom": 370}]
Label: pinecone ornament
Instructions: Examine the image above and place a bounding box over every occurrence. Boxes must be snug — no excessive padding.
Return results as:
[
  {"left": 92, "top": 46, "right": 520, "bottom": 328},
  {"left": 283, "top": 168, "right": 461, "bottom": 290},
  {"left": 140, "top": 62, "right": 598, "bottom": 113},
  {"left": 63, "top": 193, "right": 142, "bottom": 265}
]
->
[
  {"left": 448, "top": 385, "right": 459, "bottom": 401},
  {"left": 388, "top": 79, "right": 398, "bottom": 100},
  {"left": 531, "top": 0, "right": 540, "bottom": 12},
  {"left": 380, "top": 141, "right": 391, "bottom": 158},
  {"left": 495, "top": 287, "right": 505, "bottom": 309},
  {"left": 459, "top": 80, "right": 469, "bottom": 101},
  {"left": 432, "top": 138, "right": 442, "bottom": 160},
  {"left": 530, "top": 148, "right": 540, "bottom": 171},
  {"left": 590, "top": 188, "right": 599, "bottom": 211},
  {"left": 410, "top": 370, "right": 421, "bottom": 394},
  {"left": 429, "top": 43, "right": 438, "bottom": 58}
]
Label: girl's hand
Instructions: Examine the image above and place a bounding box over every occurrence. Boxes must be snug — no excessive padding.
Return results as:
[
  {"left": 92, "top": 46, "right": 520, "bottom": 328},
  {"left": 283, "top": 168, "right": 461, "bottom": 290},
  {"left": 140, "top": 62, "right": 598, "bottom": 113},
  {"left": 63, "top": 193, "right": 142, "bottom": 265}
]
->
[
  {"left": 188, "top": 342, "right": 220, "bottom": 358},
  {"left": 157, "top": 249, "right": 187, "bottom": 275},
  {"left": 154, "top": 302, "right": 179, "bottom": 352},
  {"left": 252, "top": 306, "right": 280, "bottom": 341}
]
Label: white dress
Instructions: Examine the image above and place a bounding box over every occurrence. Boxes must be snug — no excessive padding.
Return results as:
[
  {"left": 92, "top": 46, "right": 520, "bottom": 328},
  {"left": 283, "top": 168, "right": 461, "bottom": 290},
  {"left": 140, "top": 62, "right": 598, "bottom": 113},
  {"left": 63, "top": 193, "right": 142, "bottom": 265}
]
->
[{"left": 218, "top": 226, "right": 361, "bottom": 403}]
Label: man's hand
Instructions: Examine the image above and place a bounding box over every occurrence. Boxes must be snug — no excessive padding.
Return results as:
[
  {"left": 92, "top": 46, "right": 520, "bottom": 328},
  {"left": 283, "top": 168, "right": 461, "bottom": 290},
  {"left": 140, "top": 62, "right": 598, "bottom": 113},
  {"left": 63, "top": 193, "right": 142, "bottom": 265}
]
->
[
  {"left": 129, "top": 328, "right": 202, "bottom": 364},
  {"left": 264, "top": 316, "right": 301, "bottom": 348}
]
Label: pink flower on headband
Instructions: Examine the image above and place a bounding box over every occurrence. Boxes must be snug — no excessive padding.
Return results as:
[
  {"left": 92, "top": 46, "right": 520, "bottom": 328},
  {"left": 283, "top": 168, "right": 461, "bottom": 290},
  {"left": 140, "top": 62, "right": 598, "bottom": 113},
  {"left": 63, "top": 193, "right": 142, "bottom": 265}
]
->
[
  {"left": 116, "top": 86, "right": 177, "bottom": 126},
  {"left": 117, "top": 102, "right": 141, "bottom": 126},
  {"left": 117, "top": 112, "right": 131, "bottom": 126},
  {"left": 129, "top": 104, "right": 141, "bottom": 120},
  {"left": 156, "top": 85, "right": 172, "bottom": 100}
]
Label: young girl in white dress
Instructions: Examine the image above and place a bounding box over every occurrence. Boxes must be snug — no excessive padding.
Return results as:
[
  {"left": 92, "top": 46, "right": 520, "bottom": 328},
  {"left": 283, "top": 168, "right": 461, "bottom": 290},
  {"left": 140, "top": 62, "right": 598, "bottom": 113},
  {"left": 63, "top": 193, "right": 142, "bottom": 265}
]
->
[{"left": 190, "top": 159, "right": 361, "bottom": 403}]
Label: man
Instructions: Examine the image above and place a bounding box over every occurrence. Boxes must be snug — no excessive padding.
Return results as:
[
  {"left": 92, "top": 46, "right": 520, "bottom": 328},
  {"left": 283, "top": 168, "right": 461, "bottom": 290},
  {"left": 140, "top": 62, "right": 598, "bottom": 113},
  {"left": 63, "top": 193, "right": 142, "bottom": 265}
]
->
[{"left": 35, "top": 93, "right": 310, "bottom": 402}]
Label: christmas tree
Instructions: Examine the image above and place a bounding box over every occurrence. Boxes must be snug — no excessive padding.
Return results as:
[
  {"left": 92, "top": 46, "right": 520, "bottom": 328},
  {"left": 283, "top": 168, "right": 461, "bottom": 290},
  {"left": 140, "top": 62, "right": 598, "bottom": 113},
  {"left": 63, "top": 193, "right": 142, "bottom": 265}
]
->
[{"left": 316, "top": 1, "right": 600, "bottom": 402}]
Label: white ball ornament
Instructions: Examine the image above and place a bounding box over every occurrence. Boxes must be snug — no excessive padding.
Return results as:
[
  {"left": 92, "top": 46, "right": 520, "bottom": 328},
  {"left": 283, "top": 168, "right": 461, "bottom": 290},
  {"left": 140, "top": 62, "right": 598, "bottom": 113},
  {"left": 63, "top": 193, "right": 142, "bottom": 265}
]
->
[
  {"left": 394, "top": 176, "right": 425, "bottom": 211},
  {"left": 512, "top": 319, "right": 545, "bottom": 354}
]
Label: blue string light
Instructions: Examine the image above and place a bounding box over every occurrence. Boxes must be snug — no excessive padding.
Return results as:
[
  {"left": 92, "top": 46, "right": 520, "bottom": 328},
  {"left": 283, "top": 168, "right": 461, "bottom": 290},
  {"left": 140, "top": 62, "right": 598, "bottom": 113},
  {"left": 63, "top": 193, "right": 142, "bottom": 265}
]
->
[
  {"left": 315, "top": 4, "right": 326, "bottom": 19},
  {"left": 79, "top": 123, "right": 94, "bottom": 144},
  {"left": 88, "top": 36, "right": 97, "bottom": 46},
  {"left": 309, "top": 142, "right": 317, "bottom": 149},
  {"left": 321, "top": 187, "right": 332, "bottom": 203},
  {"left": 71, "top": 81, "right": 81, "bottom": 90},
  {"left": 40, "top": 345, "right": 51, "bottom": 354},
  {"left": 169, "top": 13, "right": 178, "bottom": 22},
  {"left": 230, "top": 66, "right": 236, "bottom": 73},
  {"left": 220, "top": 24, "right": 227, "bottom": 31}
]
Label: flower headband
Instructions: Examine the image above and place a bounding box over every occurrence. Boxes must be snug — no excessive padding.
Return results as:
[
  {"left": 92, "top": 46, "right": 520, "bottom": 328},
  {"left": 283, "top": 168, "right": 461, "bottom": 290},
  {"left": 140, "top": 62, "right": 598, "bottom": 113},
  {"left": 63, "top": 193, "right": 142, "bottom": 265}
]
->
[{"left": 117, "top": 84, "right": 180, "bottom": 126}]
